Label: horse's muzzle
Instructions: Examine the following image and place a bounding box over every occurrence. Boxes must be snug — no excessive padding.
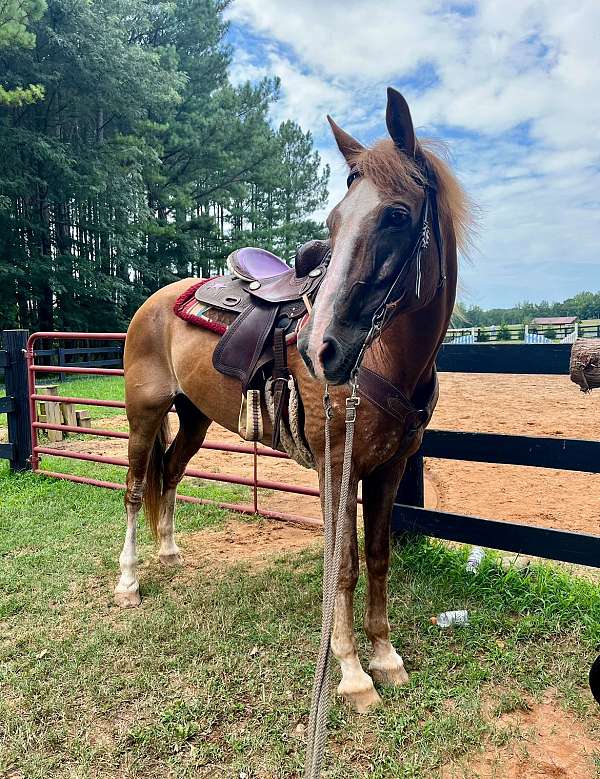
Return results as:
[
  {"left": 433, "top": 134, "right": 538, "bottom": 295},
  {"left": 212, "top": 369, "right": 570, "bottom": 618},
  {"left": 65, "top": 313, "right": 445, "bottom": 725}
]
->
[
  {"left": 297, "top": 319, "right": 365, "bottom": 385},
  {"left": 317, "top": 327, "right": 364, "bottom": 386}
]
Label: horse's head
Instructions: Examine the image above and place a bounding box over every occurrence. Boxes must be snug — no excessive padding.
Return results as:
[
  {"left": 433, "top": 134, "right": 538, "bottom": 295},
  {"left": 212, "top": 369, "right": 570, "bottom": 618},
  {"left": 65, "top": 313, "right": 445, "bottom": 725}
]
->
[{"left": 298, "top": 88, "right": 448, "bottom": 385}]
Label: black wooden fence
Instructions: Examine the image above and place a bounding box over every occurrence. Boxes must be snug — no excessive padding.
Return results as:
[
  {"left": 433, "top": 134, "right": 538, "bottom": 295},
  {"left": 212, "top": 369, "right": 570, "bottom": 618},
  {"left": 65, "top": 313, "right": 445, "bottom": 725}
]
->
[
  {"left": 0, "top": 330, "right": 31, "bottom": 471},
  {"left": 394, "top": 342, "right": 600, "bottom": 567},
  {"left": 34, "top": 340, "right": 124, "bottom": 380}
]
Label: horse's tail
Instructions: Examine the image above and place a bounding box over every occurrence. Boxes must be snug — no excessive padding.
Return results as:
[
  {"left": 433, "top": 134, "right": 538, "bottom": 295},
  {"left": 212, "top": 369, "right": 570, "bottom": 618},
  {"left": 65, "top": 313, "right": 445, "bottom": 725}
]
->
[{"left": 143, "top": 415, "right": 170, "bottom": 542}]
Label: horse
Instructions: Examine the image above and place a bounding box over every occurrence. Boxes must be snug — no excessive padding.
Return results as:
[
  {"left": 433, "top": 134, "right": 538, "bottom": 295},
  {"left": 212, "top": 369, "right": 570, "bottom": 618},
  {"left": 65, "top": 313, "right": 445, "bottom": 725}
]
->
[{"left": 115, "top": 87, "right": 470, "bottom": 713}]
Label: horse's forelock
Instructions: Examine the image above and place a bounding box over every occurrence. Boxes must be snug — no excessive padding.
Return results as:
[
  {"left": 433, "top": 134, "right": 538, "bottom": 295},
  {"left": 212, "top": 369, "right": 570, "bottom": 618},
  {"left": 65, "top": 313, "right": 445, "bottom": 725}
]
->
[{"left": 349, "top": 138, "right": 473, "bottom": 254}]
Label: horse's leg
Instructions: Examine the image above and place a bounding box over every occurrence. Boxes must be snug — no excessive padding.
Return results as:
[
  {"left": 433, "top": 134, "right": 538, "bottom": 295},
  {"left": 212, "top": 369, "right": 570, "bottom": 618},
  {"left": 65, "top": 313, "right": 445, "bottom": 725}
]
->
[
  {"left": 114, "top": 406, "right": 169, "bottom": 608},
  {"left": 362, "top": 461, "right": 409, "bottom": 686},
  {"left": 327, "top": 470, "right": 382, "bottom": 713},
  {"left": 158, "top": 395, "right": 211, "bottom": 566}
]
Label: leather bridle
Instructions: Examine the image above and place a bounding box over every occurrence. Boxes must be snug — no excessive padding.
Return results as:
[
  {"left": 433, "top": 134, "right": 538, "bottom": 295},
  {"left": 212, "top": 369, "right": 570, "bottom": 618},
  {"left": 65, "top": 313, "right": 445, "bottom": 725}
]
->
[{"left": 347, "top": 154, "right": 446, "bottom": 383}]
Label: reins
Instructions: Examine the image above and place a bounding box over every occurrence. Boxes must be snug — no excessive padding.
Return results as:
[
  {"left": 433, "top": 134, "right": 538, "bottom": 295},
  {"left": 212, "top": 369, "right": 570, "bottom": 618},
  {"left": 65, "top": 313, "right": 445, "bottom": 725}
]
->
[
  {"left": 304, "top": 155, "right": 445, "bottom": 778},
  {"left": 304, "top": 381, "right": 359, "bottom": 778}
]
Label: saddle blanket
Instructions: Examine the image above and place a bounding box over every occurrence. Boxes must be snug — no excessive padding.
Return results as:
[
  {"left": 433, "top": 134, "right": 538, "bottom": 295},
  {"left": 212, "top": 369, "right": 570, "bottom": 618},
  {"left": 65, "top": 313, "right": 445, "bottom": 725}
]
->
[{"left": 173, "top": 278, "right": 302, "bottom": 345}]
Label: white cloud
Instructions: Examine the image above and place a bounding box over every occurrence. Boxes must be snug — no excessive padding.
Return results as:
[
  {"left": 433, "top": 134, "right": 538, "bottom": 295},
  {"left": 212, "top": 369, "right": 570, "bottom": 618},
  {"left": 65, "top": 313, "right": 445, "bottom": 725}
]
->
[{"left": 226, "top": 0, "right": 600, "bottom": 306}]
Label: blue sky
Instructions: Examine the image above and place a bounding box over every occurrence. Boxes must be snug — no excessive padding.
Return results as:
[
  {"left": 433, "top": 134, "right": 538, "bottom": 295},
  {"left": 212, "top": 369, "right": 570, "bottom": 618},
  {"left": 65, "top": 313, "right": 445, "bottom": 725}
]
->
[{"left": 224, "top": 1, "right": 600, "bottom": 309}]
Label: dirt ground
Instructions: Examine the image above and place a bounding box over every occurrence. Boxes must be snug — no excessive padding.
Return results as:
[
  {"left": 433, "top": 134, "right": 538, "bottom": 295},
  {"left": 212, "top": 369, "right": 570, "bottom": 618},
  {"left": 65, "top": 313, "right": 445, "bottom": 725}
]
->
[
  {"left": 442, "top": 690, "right": 600, "bottom": 779},
  {"left": 177, "top": 518, "right": 321, "bottom": 574},
  {"left": 47, "top": 372, "right": 600, "bottom": 535}
]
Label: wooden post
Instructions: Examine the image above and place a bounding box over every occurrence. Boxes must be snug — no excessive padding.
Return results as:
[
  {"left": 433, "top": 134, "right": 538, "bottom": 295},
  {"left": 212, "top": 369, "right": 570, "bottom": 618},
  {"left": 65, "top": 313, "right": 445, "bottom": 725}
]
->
[
  {"left": 2, "top": 330, "right": 32, "bottom": 471},
  {"left": 58, "top": 345, "right": 66, "bottom": 382},
  {"left": 61, "top": 401, "right": 77, "bottom": 428},
  {"left": 45, "top": 401, "right": 63, "bottom": 442},
  {"left": 33, "top": 385, "right": 62, "bottom": 441},
  {"left": 393, "top": 451, "right": 424, "bottom": 544},
  {"left": 75, "top": 410, "right": 92, "bottom": 427}
]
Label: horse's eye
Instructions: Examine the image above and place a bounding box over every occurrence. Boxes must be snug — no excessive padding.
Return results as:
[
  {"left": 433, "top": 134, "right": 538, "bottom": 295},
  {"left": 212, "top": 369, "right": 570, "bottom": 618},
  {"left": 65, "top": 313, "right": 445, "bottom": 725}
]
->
[
  {"left": 347, "top": 169, "right": 361, "bottom": 188},
  {"left": 387, "top": 208, "right": 410, "bottom": 227}
]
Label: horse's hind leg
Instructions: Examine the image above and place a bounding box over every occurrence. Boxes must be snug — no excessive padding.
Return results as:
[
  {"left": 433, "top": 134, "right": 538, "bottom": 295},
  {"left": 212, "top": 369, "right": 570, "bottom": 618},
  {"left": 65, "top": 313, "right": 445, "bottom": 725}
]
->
[
  {"left": 115, "top": 405, "right": 171, "bottom": 608},
  {"left": 157, "top": 394, "right": 211, "bottom": 566}
]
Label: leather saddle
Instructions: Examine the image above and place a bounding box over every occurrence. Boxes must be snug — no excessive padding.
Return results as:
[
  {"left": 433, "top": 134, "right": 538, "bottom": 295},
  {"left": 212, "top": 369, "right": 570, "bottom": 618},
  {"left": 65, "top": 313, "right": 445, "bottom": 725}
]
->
[{"left": 194, "top": 240, "right": 330, "bottom": 446}]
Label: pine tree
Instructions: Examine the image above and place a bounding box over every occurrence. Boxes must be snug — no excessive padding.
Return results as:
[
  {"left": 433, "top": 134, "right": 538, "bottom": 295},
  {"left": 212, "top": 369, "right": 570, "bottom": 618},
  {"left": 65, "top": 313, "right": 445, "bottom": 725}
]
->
[{"left": 0, "top": 0, "right": 330, "bottom": 332}]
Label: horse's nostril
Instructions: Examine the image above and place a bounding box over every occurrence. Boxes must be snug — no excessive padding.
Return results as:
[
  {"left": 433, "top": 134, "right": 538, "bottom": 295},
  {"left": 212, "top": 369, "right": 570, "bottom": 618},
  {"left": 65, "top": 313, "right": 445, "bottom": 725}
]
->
[{"left": 318, "top": 336, "right": 338, "bottom": 368}]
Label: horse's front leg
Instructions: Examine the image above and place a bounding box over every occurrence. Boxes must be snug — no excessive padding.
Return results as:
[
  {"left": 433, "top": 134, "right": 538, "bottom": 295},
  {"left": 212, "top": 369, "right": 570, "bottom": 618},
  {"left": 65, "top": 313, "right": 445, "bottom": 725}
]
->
[
  {"left": 322, "top": 467, "right": 381, "bottom": 713},
  {"left": 362, "top": 461, "right": 409, "bottom": 686}
]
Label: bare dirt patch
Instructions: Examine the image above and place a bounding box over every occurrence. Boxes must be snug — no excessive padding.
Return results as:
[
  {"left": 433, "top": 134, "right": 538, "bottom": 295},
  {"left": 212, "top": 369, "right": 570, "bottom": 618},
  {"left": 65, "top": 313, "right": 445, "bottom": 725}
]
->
[
  {"left": 177, "top": 518, "right": 321, "bottom": 573},
  {"left": 443, "top": 691, "right": 600, "bottom": 779}
]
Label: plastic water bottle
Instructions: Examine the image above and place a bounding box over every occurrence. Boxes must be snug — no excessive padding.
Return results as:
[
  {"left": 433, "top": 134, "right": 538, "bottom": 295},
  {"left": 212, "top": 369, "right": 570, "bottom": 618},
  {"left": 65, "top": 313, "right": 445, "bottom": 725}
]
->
[
  {"left": 431, "top": 610, "right": 469, "bottom": 628},
  {"left": 466, "top": 546, "right": 485, "bottom": 573}
]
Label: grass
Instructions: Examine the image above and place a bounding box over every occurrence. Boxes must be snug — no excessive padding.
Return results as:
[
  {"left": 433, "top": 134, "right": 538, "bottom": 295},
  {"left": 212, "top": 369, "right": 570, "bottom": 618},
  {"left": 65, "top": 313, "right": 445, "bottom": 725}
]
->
[
  {"left": 1, "top": 463, "right": 600, "bottom": 778},
  {"left": 34, "top": 375, "right": 125, "bottom": 420}
]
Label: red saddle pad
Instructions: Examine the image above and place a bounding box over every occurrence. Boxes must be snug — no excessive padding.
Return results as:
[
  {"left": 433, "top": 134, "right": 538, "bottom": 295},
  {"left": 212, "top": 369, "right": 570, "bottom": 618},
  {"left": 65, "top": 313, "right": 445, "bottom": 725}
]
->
[{"left": 173, "top": 279, "right": 227, "bottom": 335}]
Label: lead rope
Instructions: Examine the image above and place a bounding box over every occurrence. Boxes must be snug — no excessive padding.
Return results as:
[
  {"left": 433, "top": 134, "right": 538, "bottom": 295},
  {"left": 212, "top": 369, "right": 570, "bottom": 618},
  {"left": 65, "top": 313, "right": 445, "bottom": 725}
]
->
[{"left": 304, "top": 380, "right": 360, "bottom": 779}]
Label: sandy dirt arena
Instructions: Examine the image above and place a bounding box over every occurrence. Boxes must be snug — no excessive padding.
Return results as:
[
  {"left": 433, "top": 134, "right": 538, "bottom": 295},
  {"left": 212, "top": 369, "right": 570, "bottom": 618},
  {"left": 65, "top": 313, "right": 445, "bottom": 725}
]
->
[{"left": 47, "top": 372, "right": 600, "bottom": 536}]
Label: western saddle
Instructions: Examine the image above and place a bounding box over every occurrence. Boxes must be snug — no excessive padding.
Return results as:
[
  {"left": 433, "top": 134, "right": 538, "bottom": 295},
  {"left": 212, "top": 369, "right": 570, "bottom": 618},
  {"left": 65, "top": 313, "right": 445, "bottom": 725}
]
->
[
  {"left": 194, "top": 238, "right": 439, "bottom": 461},
  {"left": 194, "top": 240, "right": 331, "bottom": 448}
]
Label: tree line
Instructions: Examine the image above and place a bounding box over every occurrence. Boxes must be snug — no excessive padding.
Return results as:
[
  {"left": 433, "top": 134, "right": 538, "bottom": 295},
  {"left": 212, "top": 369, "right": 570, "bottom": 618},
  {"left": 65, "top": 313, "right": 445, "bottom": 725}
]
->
[
  {"left": 0, "top": 0, "right": 329, "bottom": 333},
  {"left": 458, "top": 291, "right": 600, "bottom": 326}
]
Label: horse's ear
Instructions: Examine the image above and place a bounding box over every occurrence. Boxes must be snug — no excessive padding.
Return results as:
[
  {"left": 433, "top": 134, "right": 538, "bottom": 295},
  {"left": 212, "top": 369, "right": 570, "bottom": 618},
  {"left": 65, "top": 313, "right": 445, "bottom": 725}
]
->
[
  {"left": 327, "top": 115, "right": 364, "bottom": 165},
  {"left": 386, "top": 87, "right": 416, "bottom": 157}
]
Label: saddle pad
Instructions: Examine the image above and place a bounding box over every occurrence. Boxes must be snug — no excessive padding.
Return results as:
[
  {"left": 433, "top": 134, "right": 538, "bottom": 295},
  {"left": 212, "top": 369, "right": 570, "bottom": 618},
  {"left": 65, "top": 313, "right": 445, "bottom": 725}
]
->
[
  {"left": 173, "top": 279, "right": 227, "bottom": 335},
  {"left": 173, "top": 279, "right": 300, "bottom": 344}
]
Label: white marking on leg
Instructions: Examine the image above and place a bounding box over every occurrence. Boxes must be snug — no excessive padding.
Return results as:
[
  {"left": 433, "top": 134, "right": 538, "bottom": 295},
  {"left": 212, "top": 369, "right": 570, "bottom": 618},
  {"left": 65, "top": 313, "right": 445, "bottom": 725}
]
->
[
  {"left": 370, "top": 641, "right": 407, "bottom": 678},
  {"left": 332, "top": 591, "right": 381, "bottom": 712},
  {"left": 114, "top": 502, "right": 141, "bottom": 607},
  {"left": 157, "top": 487, "right": 182, "bottom": 565},
  {"left": 365, "top": 576, "right": 409, "bottom": 685}
]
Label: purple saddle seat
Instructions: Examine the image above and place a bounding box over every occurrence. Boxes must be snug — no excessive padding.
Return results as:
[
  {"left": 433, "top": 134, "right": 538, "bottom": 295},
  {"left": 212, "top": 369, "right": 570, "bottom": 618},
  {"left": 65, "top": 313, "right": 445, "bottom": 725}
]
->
[{"left": 227, "top": 247, "right": 290, "bottom": 282}]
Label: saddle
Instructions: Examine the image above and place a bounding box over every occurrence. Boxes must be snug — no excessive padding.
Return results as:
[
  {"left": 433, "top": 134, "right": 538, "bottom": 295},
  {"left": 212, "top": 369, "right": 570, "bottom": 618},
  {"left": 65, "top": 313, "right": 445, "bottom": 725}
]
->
[{"left": 194, "top": 240, "right": 331, "bottom": 447}]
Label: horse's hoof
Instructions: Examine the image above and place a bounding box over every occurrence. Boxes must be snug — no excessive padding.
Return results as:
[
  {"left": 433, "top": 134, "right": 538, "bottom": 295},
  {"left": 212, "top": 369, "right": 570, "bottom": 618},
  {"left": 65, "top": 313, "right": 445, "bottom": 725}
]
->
[
  {"left": 159, "top": 551, "right": 183, "bottom": 567},
  {"left": 338, "top": 682, "right": 382, "bottom": 713},
  {"left": 114, "top": 583, "right": 141, "bottom": 608},
  {"left": 369, "top": 663, "right": 409, "bottom": 687}
]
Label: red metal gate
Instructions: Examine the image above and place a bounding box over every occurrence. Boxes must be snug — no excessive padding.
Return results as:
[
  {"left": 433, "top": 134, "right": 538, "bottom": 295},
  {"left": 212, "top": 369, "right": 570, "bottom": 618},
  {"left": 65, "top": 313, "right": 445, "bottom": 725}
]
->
[{"left": 26, "top": 332, "right": 324, "bottom": 527}]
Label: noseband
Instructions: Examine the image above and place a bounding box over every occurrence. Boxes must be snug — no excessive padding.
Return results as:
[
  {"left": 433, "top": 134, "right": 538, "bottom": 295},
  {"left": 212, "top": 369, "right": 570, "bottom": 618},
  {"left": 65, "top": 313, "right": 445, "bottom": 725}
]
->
[{"left": 348, "top": 154, "right": 446, "bottom": 382}]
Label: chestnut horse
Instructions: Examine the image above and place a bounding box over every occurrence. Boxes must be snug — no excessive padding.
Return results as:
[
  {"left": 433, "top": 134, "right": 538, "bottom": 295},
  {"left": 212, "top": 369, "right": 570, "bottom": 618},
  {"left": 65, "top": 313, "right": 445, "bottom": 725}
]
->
[{"left": 115, "top": 88, "right": 469, "bottom": 713}]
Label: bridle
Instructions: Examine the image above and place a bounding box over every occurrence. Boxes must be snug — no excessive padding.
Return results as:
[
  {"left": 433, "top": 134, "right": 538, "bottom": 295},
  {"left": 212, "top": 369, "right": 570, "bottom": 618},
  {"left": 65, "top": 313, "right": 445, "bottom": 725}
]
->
[{"left": 347, "top": 153, "right": 446, "bottom": 387}]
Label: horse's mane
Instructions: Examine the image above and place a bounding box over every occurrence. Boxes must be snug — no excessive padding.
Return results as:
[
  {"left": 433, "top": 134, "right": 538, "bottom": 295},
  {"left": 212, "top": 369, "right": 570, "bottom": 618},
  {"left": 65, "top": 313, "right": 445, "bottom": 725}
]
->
[{"left": 348, "top": 138, "right": 473, "bottom": 254}]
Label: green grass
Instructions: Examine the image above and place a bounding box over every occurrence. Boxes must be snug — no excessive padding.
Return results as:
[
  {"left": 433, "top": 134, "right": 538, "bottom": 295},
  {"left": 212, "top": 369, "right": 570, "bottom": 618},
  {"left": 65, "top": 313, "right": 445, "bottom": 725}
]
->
[
  {"left": 34, "top": 375, "right": 125, "bottom": 420},
  {"left": 1, "top": 463, "right": 600, "bottom": 778}
]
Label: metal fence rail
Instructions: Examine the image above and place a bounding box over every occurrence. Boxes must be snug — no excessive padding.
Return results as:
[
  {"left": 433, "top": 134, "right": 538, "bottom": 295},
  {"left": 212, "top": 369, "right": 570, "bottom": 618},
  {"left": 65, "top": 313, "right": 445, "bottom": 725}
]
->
[{"left": 25, "top": 331, "right": 325, "bottom": 528}]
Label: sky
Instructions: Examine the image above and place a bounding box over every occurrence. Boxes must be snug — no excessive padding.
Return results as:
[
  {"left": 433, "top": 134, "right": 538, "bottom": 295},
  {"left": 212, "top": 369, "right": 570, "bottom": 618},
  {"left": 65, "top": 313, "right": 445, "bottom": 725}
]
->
[{"left": 224, "top": 0, "right": 600, "bottom": 309}]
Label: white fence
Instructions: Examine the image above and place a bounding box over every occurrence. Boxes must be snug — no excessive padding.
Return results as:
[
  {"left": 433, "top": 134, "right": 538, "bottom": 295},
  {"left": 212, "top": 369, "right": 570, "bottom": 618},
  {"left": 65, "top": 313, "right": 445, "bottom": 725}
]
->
[
  {"left": 525, "top": 331, "right": 552, "bottom": 344},
  {"left": 446, "top": 322, "right": 582, "bottom": 345},
  {"left": 448, "top": 332, "right": 476, "bottom": 344}
]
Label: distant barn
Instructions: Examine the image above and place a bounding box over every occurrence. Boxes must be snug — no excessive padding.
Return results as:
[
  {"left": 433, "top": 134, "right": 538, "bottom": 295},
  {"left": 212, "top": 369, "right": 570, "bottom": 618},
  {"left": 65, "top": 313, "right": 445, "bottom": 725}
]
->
[{"left": 531, "top": 316, "right": 578, "bottom": 326}]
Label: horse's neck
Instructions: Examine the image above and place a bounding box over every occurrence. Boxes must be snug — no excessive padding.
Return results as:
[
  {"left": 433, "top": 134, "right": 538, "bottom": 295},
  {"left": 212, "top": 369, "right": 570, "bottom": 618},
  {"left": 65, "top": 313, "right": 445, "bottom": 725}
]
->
[{"left": 369, "top": 301, "right": 448, "bottom": 396}]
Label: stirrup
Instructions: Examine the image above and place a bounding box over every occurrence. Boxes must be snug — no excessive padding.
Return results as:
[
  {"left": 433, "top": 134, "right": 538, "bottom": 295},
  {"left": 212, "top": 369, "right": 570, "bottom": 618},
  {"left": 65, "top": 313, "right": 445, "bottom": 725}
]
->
[{"left": 238, "top": 389, "right": 263, "bottom": 442}]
